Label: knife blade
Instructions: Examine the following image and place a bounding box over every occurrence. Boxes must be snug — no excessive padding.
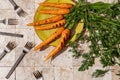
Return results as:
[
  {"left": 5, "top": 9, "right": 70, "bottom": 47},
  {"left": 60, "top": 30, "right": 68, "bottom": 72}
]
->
[{"left": 0, "top": 31, "right": 23, "bottom": 38}]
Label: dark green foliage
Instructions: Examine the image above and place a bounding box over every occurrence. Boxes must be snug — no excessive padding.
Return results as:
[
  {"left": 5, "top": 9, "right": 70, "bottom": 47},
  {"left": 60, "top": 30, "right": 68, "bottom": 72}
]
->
[
  {"left": 92, "top": 69, "right": 109, "bottom": 78},
  {"left": 66, "top": 0, "right": 120, "bottom": 78}
]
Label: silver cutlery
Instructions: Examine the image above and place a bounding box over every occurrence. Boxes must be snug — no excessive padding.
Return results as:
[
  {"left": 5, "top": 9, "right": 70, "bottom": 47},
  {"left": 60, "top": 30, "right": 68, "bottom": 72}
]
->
[
  {"left": 0, "top": 31, "right": 23, "bottom": 38},
  {"left": 0, "top": 41, "right": 17, "bottom": 60},
  {"left": 8, "top": 0, "right": 28, "bottom": 17},
  {"left": 33, "top": 70, "right": 44, "bottom": 80},
  {"left": 0, "top": 18, "right": 18, "bottom": 25},
  {"left": 5, "top": 41, "right": 35, "bottom": 79}
]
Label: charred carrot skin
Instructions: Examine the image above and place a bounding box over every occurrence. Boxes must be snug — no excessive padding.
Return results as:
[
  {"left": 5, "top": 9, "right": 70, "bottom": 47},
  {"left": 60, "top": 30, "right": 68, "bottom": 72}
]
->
[
  {"left": 35, "top": 19, "right": 66, "bottom": 30},
  {"left": 27, "top": 15, "right": 63, "bottom": 26},
  {"left": 45, "top": 29, "right": 70, "bottom": 60},
  {"left": 34, "top": 27, "right": 65, "bottom": 51},
  {"left": 40, "top": 2, "right": 73, "bottom": 9},
  {"left": 39, "top": 9, "right": 70, "bottom": 15}
]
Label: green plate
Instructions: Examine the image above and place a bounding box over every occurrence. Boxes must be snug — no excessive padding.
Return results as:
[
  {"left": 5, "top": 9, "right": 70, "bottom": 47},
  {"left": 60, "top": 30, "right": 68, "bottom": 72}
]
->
[{"left": 34, "top": 0, "right": 83, "bottom": 46}]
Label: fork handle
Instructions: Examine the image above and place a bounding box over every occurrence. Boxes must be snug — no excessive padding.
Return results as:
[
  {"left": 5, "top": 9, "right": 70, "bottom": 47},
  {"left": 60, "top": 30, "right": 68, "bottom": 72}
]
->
[
  {"left": 0, "top": 20, "right": 3, "bottom": 23},
  {"left": 8, "top": 0, "right": 18, "bottom": 9},
  {"left": 0, "top": 51, "right": 7, "bottom": 60},
  {"left": 6, "top": 52, "right": 26, "bottom": 79}
]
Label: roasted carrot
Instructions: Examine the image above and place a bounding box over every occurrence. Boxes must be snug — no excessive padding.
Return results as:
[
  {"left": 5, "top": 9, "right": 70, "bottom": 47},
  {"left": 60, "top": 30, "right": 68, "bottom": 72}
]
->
[
  {"left": 45, "top": 28, "right": 70, "bottom": 60},
  {"left": 39, "top": 9, "right": 70, "bottom": 15},
  {"left": 34, "top": 27, "right": 65, "bottom": 51},
  {"left": 27, "top": 15, "right": 63, "bottom": 26},
  {"left": 40, "top": 2, "right": 73, "bottom": 9},
  {"left": 35, "top": 19, "right": 66, "bottom": 30}
]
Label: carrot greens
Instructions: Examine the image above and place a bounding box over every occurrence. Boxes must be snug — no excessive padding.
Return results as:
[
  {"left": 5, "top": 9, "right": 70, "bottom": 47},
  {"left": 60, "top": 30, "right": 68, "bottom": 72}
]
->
[{"left": 65, "top": 0, "right": 120, "bottom": 78}]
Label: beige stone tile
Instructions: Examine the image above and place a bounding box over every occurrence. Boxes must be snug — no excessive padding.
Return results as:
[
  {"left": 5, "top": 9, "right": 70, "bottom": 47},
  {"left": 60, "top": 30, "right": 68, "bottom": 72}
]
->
[
  {"left": 0, "top": 10, "right": 17, "bottom": 29},
  {"left": 87, "top": 0, "right": 107, "bottom": 3},
  {"left": 0, "top": 67, "right": 15, "bottom": 80},
  {"left": 0, "top": 30, "right": 7, "bottom": 46},
  {"left": 15, "top": 29, "right": 35, "bottom": 46},
  {"left": 34, "top": 32, "right": 53, "bottom": 67},
  {"left": 112, "top": 65, "right": 120, "bottom": 80},
  {"left": 34, "top": 31, "right": 42, "bottom": 44},
  {"left": 35, "top": 0, "right": 45, "bottom": 10},
  {"left": 73, "top": 67, "right": 92, "bottom": 80},
  {"left": 94, "top": 58, "right": 103, "bottom": 67},
  {"left": 15, "top": 29, "right": 35, "bottom": 67},
  {"left": 72, "top": 57, "right": 82, "bottom": 67},
  {"left": 54, "top": 67, "right": 73, "bottom": 80},
  {"left": 51, "top": 48, "right": 73, "bottom": 67},
  {"left": 35, "top": 0, "right": 45, "bottom": 3},
  {"left": 34, "top": 47, "right": 53, "bottom": 67},
  {"left": 106, "top": 0, "right": 117, "bottom": 3},
  {"left": 0, "top": 0, "right": 13, "bottom": 10},
  {"left": 15, "top": 0, "right": 35, "bottom": 10},
  {"left": 16, "top": 67, "right": 36, "bottom": 80},
  {"left": 0, "top": 49, "right": 15, "bottom": 66},
  {"left": 35, "top": 67, "right": 54, "bottom": 80},
  {"left": 87, "top": 0, "right": 116, "bottom": 3},
  {"left": 35, "top": 2, "right": 40, "bottom": 10}
]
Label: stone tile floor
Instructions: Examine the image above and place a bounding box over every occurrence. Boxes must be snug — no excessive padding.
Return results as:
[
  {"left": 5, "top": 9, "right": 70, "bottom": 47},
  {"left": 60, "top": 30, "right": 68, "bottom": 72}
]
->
[{"left": 0, "top": 0, "right": 119, "bottom": 80}]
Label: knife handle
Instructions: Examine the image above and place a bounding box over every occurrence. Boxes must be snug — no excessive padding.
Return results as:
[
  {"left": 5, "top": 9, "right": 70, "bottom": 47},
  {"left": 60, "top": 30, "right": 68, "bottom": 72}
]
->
[{"left": 8, "top": 0, "right": 19, "bottom": 9}]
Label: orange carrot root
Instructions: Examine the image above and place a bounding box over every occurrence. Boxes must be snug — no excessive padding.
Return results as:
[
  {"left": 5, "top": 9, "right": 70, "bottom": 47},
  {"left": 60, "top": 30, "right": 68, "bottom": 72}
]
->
[
  {"left": 39, "top": 9, "right": 70, "bottom": 15},
  {"left": 35, "top": 19, "right": 66, "bottom": 30},
  {"left": 34, "top": 27, "right": 65, "bottom": 51},
  {"left": 40, "top": 2, "right": 73, "bottom": 9},
  {"left": 27, "top": 15, "right": 63, "bottom": 26},
  {"left": 45, "top": 28, "right": 70, "bottom": 60}
]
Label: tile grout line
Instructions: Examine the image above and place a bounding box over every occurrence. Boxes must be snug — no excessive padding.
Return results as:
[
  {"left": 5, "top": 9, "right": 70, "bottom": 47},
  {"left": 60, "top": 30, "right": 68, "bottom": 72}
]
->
[
  {"left": 53, "top": 66, "right": 55, "bottom": 80},
  {"left": 15, "top": 69, "right": 16, "bottom": 80},
  {"left": 73, "top": 67, "right": 74, "bottom": 80},
  {"left": 34, "top": 0, "right": 35, "bottom": 68}
]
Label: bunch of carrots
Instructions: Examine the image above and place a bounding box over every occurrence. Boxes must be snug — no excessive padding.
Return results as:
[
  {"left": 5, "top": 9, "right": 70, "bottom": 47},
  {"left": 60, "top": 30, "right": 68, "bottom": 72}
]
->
[{"left": 27, "top": 2, "right": 73, "bottom": 60}]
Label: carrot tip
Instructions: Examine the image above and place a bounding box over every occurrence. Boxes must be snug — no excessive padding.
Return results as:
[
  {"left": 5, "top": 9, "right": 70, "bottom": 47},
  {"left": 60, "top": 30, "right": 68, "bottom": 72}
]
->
[
  {"left": 27, "top": 23, "right": 32, "bottom": 26},
  {"left": 45, "top": 57, "right": 51, "bottom": 61},
  {"left": 34, "top": 48, "right": 38, "bottom": 51}
]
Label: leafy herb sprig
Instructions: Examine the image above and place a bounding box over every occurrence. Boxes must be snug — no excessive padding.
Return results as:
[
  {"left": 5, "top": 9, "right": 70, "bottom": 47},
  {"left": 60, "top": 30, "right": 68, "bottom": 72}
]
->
[{"left": 65, "top": 0, "right": 120, "bottom": 78}]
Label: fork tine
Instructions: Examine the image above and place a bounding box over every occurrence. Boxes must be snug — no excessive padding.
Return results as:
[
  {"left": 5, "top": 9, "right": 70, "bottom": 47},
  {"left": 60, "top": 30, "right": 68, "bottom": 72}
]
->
[
  {"left": 25, "top": 41, "right": 35, "bottom": 50},
  {"left": 17, "top": 8, "right": 28, "bottom": 17},
  {"left": 6, "top": 41, "right": 17, "bottom": 50},
  {"left": 33, "top": 70, "right": 42, "bottom": 79},
  {"left": 8, "top": 18, "right": 18, "bottom": 25},
  {"left": 33, "top": 71, "right": 38, "bottom": 78},
  {"left": 33, "top": 72, "right": 38, "bottom": 78},
  {"left": 0, "top": 41, "right": 17, "bottom": 61}
]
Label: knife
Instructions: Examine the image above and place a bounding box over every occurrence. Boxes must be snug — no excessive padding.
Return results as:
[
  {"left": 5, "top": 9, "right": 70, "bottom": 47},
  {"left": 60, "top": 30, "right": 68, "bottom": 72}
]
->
[{"left": 0, "top": 31, "right": 23, "bottom": 38}]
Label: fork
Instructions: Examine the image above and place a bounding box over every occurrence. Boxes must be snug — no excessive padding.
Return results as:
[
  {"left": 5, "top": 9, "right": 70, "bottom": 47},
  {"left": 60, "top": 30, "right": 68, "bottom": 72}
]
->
[
  {"left": 0, "top": 41, "right": 17, "bottom": 60},
  {"left": 33, "top": 70, "right": 44, "bottom": 80},
  {"left": 8, "top": 0, "right": 28, "bottom": 17},
  {"left": 5, "top": 41, "right": 35, "bottom": 79},
  {"left": 0, "top": 18, "right": 18, "bottom": 25}
]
